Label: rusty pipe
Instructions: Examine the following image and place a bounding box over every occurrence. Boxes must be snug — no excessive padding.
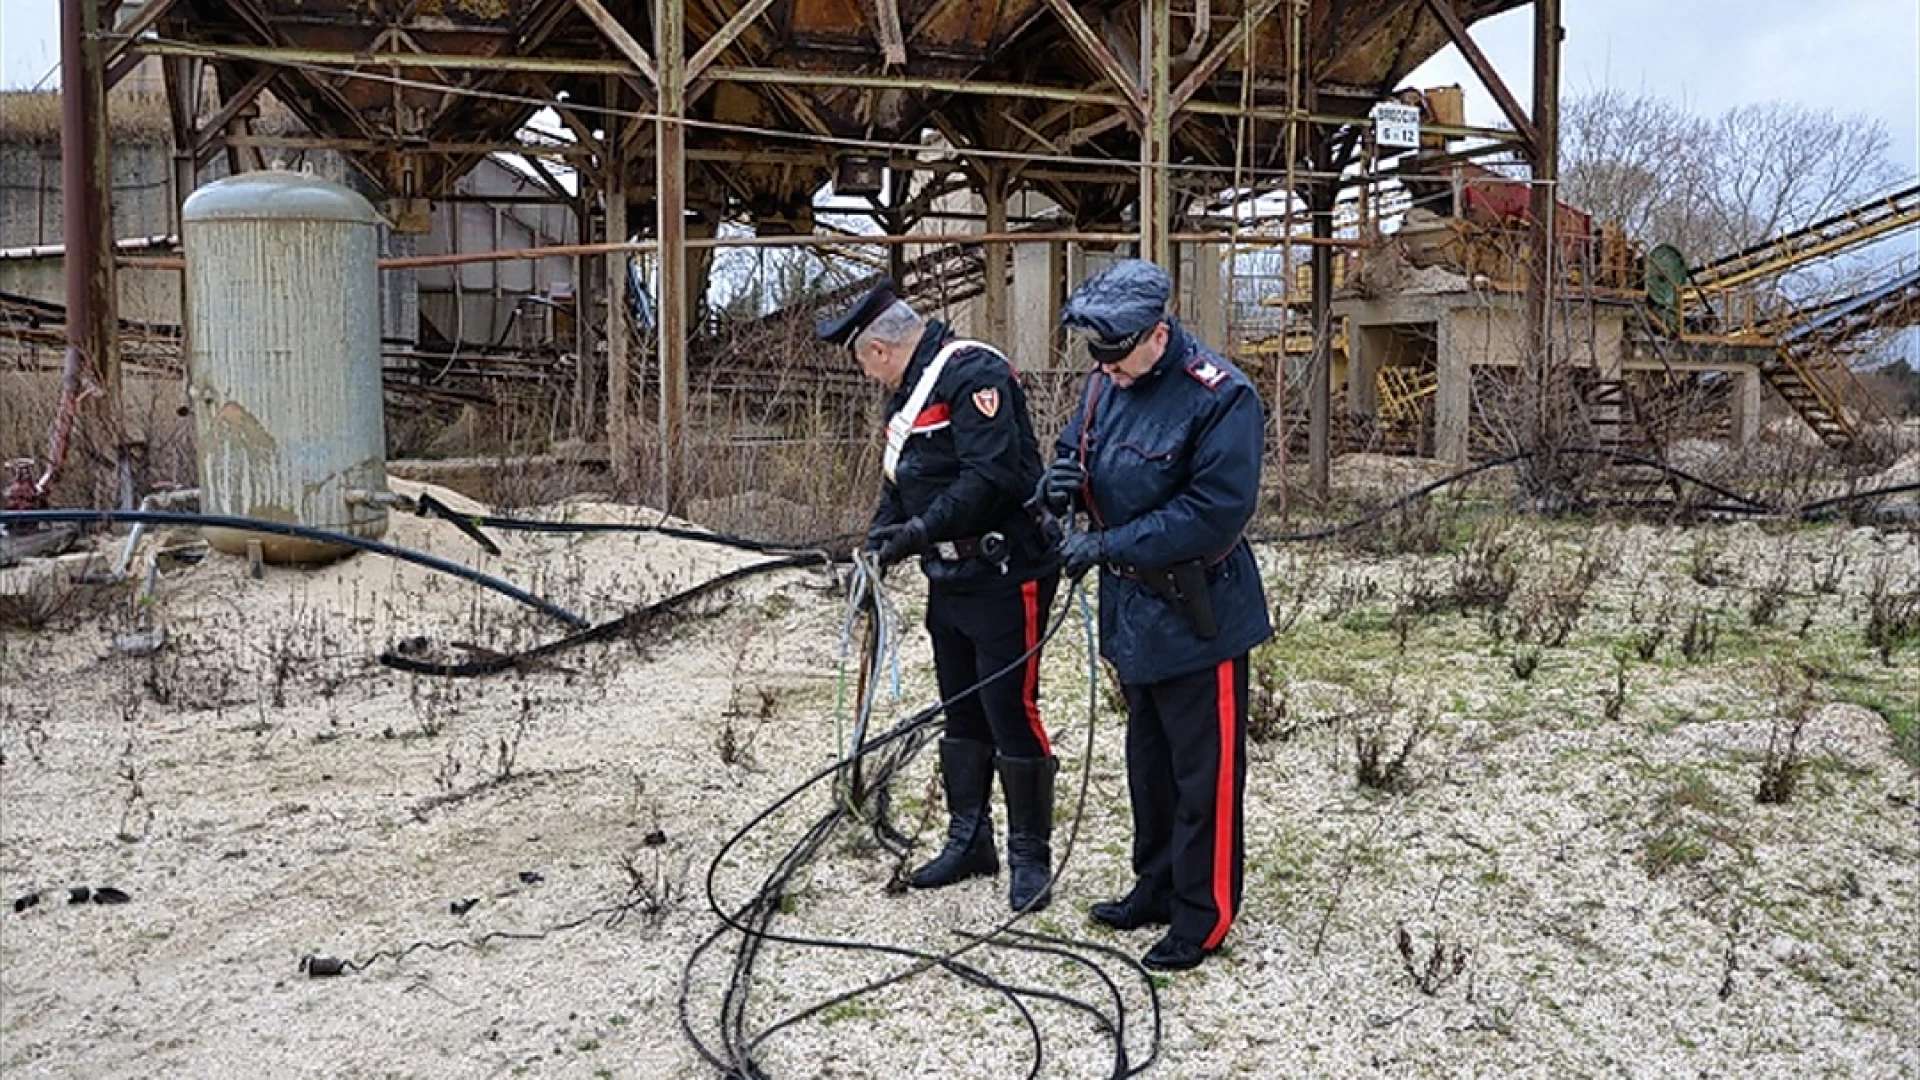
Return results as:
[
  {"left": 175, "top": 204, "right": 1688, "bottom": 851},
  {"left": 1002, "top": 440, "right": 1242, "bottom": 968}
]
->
[{"left": 49, "top": 0, "right": 96, "bottom": 499}]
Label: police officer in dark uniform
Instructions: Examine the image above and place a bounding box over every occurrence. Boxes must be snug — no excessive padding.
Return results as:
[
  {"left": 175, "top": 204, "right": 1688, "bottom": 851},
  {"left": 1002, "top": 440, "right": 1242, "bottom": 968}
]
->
[
  {"left": 817, "top": 281, "right": 1063, "bottom": 912},
  {"left": 1036, "top": 259, "right": 1272, "bottom": 970}
]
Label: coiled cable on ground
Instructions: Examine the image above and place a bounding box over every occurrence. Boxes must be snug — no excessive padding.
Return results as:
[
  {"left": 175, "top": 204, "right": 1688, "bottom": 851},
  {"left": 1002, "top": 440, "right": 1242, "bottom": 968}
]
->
[{"left": 680, "top": 574, "right": 1157, "bottom": 1080}]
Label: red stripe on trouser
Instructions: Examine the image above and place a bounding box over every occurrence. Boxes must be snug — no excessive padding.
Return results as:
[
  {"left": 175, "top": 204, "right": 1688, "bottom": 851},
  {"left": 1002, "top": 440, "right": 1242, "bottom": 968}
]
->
[
  {"left": 1021, "top": 579, "right": 1051, "bottom": 756},
  {"left": 1203, "top": 659, "right": 1236, "bottom": 949}
]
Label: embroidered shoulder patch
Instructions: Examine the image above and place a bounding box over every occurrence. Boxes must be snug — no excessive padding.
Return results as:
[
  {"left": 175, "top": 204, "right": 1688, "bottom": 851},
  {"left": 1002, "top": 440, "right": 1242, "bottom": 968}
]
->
[
  {"left": 1186, "top": 359, "right": 1229, "bottom": 390},
  {"left": 971, "top": 387, "right": 1001, "bottom": 418}
]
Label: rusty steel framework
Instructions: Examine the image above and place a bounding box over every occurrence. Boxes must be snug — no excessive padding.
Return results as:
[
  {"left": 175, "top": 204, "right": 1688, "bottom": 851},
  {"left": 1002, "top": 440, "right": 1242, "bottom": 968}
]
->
[{"left": 62, "top": 0, "right": 1559, "bottom": 502}]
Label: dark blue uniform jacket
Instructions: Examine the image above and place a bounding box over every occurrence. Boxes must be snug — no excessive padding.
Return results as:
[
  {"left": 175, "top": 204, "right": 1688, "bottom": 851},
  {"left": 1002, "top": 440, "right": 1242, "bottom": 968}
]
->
[
  {"left": 1056, "top": 317, "right": 1272, "bottom": 684},
  {"left": 873, "top": 321, "right": 1058, "bottom": 591}
]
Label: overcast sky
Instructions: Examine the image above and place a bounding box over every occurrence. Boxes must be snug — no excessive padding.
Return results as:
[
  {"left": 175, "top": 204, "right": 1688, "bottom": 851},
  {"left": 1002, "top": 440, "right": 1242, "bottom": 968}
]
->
[
  {"left": 3, "top": 0, "right": 1915, "bottom": 173},
  {"left": 1407, "top": 0, "right": 1919, "bottom": 175}
]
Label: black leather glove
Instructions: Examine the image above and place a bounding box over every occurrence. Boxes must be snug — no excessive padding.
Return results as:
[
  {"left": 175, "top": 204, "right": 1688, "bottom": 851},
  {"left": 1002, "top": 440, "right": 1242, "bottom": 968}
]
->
[
  {"left": 1036, "top": 457, "right": 1085, "bottom": 515},
  {"left": 871, "top": 517, "right": 928, "bottom": 566},
  {"left": 1059, "top": 530, "right": 1105, "bottom": 579}
]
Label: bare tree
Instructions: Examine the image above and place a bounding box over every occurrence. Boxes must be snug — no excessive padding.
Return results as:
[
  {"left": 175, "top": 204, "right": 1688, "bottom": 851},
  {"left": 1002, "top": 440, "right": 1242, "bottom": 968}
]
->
[{"left": 1560, "top": 90, "right": 1902, "bottom": 265}]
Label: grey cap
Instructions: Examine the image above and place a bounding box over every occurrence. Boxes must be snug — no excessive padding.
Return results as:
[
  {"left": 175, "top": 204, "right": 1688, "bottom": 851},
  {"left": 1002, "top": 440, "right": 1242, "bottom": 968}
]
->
[{"left": 1060, "top": 259, "right": 1172, "bottom": 341}]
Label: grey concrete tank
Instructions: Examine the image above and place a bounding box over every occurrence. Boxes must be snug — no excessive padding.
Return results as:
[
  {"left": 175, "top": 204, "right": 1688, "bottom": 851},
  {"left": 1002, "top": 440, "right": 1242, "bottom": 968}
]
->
[{"left": 182, "top": 168, "right": 389, "bottom": 562}]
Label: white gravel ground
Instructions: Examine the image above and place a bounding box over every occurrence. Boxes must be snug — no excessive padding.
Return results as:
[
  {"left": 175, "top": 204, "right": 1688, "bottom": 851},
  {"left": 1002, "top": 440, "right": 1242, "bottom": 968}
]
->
[{"left": 2, "top": 482, "right": 1915, "bottom": 1079}]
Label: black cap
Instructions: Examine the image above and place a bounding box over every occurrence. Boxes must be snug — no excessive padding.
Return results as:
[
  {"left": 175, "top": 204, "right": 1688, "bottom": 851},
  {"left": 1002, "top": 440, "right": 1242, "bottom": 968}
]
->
[{"left": 815, "top": 279, "right": 900, "bottom": 348}]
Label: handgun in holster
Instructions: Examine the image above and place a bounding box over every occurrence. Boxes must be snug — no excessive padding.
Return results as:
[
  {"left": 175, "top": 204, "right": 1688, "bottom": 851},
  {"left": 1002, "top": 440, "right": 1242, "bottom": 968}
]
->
[{"left": 1137, "top": 559, "right": 1218, "bottom": 640}]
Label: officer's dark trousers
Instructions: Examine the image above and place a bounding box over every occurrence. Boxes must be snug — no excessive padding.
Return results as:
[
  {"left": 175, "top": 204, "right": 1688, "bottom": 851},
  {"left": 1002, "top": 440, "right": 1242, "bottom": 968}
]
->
[
  {"left": 926, "top": 574, "right": 1059, "bottom": 757},
  {"left": 1120, "top": 655, "right": 1249, "bottom": 949}
]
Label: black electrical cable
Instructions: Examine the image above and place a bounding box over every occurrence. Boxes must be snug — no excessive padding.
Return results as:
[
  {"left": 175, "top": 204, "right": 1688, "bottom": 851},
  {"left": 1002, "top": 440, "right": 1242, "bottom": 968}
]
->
[
  {"left": 955, "top": 928, "right": 1147, "bottom": 1079},
  {"left": 1253, "top": 447, "right": 1777, "bottom": 545},
  {"left": 684, "top": 577, "right": 1151, "bottom": 1080},
  {"left": 409, "top": 492, "right": 861, "bottom": 558},
  {"left": 377, "top": 552, "right": 833, "bottom": 676},
  {"left": 28, "top": 448, "right": 1904, "bottom": 1075},
  {"left": 1799, "top": 480, "right": 1920, "bottom": 520},
  {"left": 0, "top": 508, "right": 590, "bottom": 628}
]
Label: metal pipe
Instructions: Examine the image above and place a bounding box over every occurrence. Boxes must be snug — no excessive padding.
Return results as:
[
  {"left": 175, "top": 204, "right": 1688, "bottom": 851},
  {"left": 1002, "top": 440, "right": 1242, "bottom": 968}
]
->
[
  {"left": 0, "top": 235, "right": 178, "bottom": 262},
  {"left": 112, "top": 488, "right": 200, "bottom": 579},
  {"left": 54, "top": 0, "right": 122, "bottom": 505},
  {"left": 120, "top": 229, "right": 1361, "bottom": 275},
  {"left": 1527, "top": 0, "right": 1562, "bottom": 456}
]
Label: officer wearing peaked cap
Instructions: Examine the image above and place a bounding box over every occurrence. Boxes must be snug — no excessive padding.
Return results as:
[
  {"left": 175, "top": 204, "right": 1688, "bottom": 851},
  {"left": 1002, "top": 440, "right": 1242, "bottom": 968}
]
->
[
  {"left": 818, "top": 279, "right": 1063, "bottom": 913},
  {"left": 1035, "top": 258, "right": 1272, "bottom": 971}
]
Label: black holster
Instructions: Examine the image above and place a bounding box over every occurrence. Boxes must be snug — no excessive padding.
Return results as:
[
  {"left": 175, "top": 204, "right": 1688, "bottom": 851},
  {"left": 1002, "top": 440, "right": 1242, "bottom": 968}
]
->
[{"left": 1137, "top": 559, "right": 1218, "bottom": 639}]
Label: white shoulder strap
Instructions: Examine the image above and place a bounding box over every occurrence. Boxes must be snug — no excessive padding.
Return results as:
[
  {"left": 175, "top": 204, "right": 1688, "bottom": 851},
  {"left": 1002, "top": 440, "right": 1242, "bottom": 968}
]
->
[{"left": 883, "top": 339, "right": 1006, "bottom": 481}]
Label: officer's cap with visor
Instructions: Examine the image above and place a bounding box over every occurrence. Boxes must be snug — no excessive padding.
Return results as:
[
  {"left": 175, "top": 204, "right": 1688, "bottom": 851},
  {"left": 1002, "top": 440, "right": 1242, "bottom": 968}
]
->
[
  {"left": 816, "top": 278, "right": 901, "bottom": 349},
  {"left": 1060, "top": 258, "right": 1172, "bottom": 364}
]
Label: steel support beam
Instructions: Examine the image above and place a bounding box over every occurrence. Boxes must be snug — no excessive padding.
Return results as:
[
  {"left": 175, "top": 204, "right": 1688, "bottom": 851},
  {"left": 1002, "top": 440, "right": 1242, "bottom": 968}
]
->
[
  {"left": 1171, "top": 0, "right": 1283, "bottom": 111},
  {"left": 1423, "top": 0, "right": 1538, "bottom": 155},
  {"left": 686, "top": 0, "right": 778, "bottom": 80},
  {"left": 1308, "top": 176, "right": 1334, "bottom": 495},
  {"left": 161, "top": 56, "right": 200, "bottom": 232},
  {"left": 656, "top": 0, "right": 689, "bottom": 509},
  {"left": 141, "top": 40, "right": 633, "bottom": 75},
  {"left": 871, "top": 0, "right": 908, "bottom": 66},
  {"left": 704, "top": 65, "right": 1130, "bottom": 108},
  {"left": 1039, "top": 0, "right": 1145, "bottom": 122},
  {"left": 571, "top": 0, "right": 658, "bottom": 87},
  {"left": 192, "top": 66, "right": 276, "bottom": 168},
  {"left": 1140, "top": 0, "right": 1173, "bottom": 266},
  {"left": 59, "top": 0, "right": 124, "bottom": 504},
  {"left": 102, "top": 0, "right": 179, "bottom": 88}
]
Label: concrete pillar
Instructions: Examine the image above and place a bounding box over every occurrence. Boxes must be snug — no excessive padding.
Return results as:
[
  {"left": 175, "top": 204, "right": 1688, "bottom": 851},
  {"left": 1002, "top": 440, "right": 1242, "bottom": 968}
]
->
[
  {"left": 1347, "top": 324, "right": 1382, "bottom": 416},
  {"left": 982, "top": 166, "right": 1010, "bottom": 345},
  {"left": 1732, "top": 367, "right": 1762, "bottom": 446},
  {"left": 1012, "top": 240, "right": 1061, "bottom": 370},
  {"left": 1434, "top": 312, "right": 1472, "bottom": 465},
  {"left": 605, "top": 161, "right": 632, "bottom": 492},
  {"left": 1186, "top": 242, "right": 1227, "bottom": 350}
]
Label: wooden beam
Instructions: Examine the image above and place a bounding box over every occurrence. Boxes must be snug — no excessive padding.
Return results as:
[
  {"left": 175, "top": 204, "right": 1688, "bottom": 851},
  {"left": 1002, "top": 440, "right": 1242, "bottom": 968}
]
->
[
  {"left": 656, "top": 0, "right": 689, "bottom": 507},
  {"left": 1422, "top": 0, "right": 1538, "bottom": 154},
  {"left": 571, "top": 0, "right": 659, "bottom": 87},
  {"left": 685, "top": 0, "right": 778, "bottom": 81},
  {"left": 1038, "top": 0, "right": 1144, "bottom": 121},
  {"left": 1140, "top": 0, "right": 1172, "bottom": 264}
]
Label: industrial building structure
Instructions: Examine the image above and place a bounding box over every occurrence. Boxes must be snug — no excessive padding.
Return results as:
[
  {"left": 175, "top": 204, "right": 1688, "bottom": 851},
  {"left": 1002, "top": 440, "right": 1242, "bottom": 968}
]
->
[{"left": 7, "top": 0, "right": 1914, "bottom": 516}]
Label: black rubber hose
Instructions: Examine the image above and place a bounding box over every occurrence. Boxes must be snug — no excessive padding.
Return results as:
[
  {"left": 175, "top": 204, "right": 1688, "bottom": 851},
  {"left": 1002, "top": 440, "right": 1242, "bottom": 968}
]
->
[
  {"left": 1, "top": 508, "right": 590, "bottom": 629},
  {"left": 377, "top": 552, "right": 832, "bottom": 676},
  {"left": 411, "top": 492, "right": 859, "bottom": 558},
  {"left": 1798, "top": 480, "right": 1920, "bottom": 519},
  {"left": 1257, "top": 446, "right": 1777, "bottom": 544}
]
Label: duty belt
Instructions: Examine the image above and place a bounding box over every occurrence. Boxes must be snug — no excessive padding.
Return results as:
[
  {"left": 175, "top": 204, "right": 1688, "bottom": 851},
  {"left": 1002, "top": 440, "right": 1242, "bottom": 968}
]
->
[
  {"left": 930, "top": 531, "right": 1008, "bottom": 563},
  {"left": 1106, "top": 539, "right": 1241, "bottom": 640}
]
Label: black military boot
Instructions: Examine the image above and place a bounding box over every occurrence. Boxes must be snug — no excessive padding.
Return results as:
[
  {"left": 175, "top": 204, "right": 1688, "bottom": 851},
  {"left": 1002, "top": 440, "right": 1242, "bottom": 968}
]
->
[
  {"left": 998, "top": 754, "right": 1057, "bottom": 912},
  {"left": 910, "top": 738, "right": 1000, "bottom": 889}
]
